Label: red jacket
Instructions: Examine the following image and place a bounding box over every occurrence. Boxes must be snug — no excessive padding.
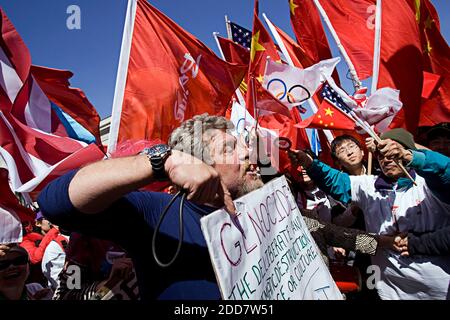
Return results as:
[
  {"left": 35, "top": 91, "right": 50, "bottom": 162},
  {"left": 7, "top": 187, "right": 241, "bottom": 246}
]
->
[{"left": 20, "top": 228, "right": 60, "bottom": 264}]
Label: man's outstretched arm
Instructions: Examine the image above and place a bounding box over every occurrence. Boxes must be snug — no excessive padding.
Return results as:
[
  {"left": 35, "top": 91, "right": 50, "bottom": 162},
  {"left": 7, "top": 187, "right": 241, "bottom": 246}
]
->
[
  {"left": 54, "top": 150, "right": 233, "bottom": 215},
  {"left": 288, "top": 150, "right": 352, "bottom": 205}
]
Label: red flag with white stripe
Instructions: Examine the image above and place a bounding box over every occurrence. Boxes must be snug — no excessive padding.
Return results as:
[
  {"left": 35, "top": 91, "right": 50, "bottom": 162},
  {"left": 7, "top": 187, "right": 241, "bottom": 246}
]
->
[
  {"left": 0, "top": 168, "right": 34, "bottom": 244},
  {"left": 30, "top": 65, "right": 102, "bottom": 143},
  {"left": 0, "top": 8, "right": 104, "bottom": 194}
]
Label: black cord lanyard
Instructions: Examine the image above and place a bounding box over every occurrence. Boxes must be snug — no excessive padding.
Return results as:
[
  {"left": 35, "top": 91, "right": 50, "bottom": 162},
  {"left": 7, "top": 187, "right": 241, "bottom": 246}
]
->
[{"left": 151, "top": 191, "right": 186, "bottom": 268}]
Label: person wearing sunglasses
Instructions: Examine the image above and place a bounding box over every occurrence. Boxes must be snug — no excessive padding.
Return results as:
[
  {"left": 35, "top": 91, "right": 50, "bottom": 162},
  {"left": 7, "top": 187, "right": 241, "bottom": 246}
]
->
[{"left": 0, "top": 244, "right": 52, "bottom": 300}]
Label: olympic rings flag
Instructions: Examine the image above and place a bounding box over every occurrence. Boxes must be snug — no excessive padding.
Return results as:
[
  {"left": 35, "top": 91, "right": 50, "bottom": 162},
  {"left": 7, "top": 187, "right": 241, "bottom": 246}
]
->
[{"left": 263, "top": 57, "right": 340, "bottom": 109}]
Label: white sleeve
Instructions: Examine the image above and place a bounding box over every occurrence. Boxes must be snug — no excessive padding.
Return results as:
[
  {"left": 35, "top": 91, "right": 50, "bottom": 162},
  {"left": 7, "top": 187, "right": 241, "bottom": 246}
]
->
[{"left": 41, "top": 241, "right": 66, "bottom": 290}]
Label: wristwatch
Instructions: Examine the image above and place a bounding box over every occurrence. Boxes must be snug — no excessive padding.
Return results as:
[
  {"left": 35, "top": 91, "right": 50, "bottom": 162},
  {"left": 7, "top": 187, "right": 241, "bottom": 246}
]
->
[{"left": 140, "top": 144, "right": 172, "bottom": 181}]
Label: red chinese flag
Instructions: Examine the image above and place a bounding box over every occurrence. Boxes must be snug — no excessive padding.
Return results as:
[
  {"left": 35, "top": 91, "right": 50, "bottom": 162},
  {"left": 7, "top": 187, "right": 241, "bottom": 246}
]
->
[
  {"left": 248, "top": 0, "right": 280, "bottom": 80},
  {"left": 289, "top": 0, "right": 333, "bottom": 64},
  {"left": 295, "top": 98, "right": 354, "bottom": 130},
  {"left": 412, "top": 0, "right": 450, "bottom": 126},
  {"left": 111, "top": 0, "right": 246, "bottom": 149},
  {"left": 258, "top": 113, "right": 299, "bottom": 173},
  {"left": 378, "top": 0, "right": 423, "bottom": 134},
  {"left": 245, "top": 0, "right": 281, "bottom": 112},
  {"left": 319, "top": 0, "right": 375, "bottom": 80},
  {"left": 290, "top": 107, "right": 312, "bottom": 150},
  {"left": 421, "top": 71, "right": 441, "bottom": 99},
  {"left": 217, "top": 36, "right": 250, "bottom": 66},
  {"left": 317, "top": 129, "right": 334, "bottom": 167},
  {"left": 272, "top": 22, "right": 314, "bottom": 69},
  {"left": 30, "top": 65, "right": 102, "bottom": 144}
]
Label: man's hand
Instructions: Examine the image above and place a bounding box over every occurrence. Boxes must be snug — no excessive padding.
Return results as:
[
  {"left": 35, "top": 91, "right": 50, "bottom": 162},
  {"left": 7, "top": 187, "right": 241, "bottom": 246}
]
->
[
  {"left": 30, "top": 288, "right": 53, "bottom": 300},
  {"left": 377, "top": 234, "right": 409, "bottom": 255},
  {"left": 376, "top": 139, "right": 413, "bottom": 163},
  {"left": 332, "top": 247, "right": 347, "bottom": 260},
  {"left": 108, "top": 257, "right": 134, "bottom": 283},
  {"left": 365, "top": 138, "right": 377, "bottom": 154},
  {"left": 288, "top": 149, "right": 313, "bottom": 169},
  {"left": 97, "top": 257, "right": 134, "bottom": 292},
  {"left": 165, "top": 150, "right": 236, "bottom": 214},
  {"left": 393, "top": 235, "right": 409, "bottom": 256}
]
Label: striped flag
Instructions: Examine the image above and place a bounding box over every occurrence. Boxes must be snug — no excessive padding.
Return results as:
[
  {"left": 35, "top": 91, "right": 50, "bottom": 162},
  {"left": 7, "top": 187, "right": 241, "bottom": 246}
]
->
[
  {"left": 0, "top": 168, "right": 35, "bottom": 244},
  {"left": 0, "top": 8, "right": 104, "bottom": 194}
]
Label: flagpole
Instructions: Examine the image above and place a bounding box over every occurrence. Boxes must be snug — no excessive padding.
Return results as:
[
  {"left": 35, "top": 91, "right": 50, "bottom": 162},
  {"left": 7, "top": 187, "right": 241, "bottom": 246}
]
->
[
  {"left": 251, "top": 76, "right": 260, "bottom": 132},
  {"left": 107, "top": 0, "right": 137, "bottom": 155},
  {"left": 312, "top": 0, "right": 362, "bottom": 90},
  {"left": 225, "top": 15, "right": 232, "bottom": 40},
  {"left": 212, "top": 32, "right": 246, "bottom": 106},
  {"left": 262, "top": 13, "right": 334, "bottom": 145},
  {"left": 324, "top": 96, "right": 416, "bottom": 185},
  {"left": 371, "top": 0, "right": 382, "bottom": 94}
]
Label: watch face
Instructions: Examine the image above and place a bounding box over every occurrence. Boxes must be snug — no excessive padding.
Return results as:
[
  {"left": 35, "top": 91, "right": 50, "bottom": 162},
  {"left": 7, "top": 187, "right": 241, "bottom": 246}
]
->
[{"left": 145, "top": 144, "right": 170, "bottom": 157}]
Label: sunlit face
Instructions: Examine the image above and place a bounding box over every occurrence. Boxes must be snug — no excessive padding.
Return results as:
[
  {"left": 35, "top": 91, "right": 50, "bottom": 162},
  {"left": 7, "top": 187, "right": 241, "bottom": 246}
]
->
[
  {"left": 208, "top": 129, "right": 263, "bottom": 198},
  {"left": 0, "top": 251, "right": 29, "bottom": 297},
  {"left": 36, "top": 218, "right": 52, "bottom": 234},
  {"left": 334, "top": 140, "right": 364, "bottom": 172},
  {"left": 377, "top": 153, "right": 404, "bottom": 179}
]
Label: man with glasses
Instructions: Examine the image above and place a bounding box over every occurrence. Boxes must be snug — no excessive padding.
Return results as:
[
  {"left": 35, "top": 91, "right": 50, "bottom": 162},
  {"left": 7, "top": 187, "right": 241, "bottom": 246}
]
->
[
  {"left": 331, "top": 135, "right": 366, "bottom": 176},
  {"left": 288, "top": 128, "right": 450, "bottom": 300}
]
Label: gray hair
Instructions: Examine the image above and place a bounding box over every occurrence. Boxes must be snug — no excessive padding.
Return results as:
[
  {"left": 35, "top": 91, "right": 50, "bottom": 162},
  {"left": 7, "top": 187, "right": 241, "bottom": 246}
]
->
[{"left": 168, "top": 113, "right": 234, "bottom": 165}]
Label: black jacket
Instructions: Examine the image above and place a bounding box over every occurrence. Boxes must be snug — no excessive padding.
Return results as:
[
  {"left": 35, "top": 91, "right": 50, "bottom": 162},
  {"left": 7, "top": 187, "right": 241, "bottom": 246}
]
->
[{"left": 408, "top": 226, "right": 450, "bottom": 256}]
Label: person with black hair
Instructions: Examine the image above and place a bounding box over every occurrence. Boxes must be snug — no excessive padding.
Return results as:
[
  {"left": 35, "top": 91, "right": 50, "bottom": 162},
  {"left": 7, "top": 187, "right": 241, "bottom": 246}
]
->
[
  {"left": 288, "top": 128, "right": 450, "bottom": 300},
  {"left": 331, "top": 135, "right": 366, "bottom": 176},
  {"left": 425, "top": 122, "right": 450, "bottom": 157}
]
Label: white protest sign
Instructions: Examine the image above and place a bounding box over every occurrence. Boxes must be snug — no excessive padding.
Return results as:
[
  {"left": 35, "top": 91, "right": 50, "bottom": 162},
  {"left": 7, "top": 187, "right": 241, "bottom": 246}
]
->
[{"left": 201, "top": 176, "right": 342, "bottom": 300}]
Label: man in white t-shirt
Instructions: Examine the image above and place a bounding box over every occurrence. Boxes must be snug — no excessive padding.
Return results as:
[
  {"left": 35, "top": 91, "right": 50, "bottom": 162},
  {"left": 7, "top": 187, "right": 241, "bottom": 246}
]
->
[{"left": 289, "top": 128, "right": 450, "bottom": 300}]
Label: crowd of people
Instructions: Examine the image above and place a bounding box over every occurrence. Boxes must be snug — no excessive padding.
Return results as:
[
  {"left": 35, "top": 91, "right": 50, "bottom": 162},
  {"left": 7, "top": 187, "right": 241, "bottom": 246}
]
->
[{"left": 0, "top": 115, "right": 449, "bottom": 300}]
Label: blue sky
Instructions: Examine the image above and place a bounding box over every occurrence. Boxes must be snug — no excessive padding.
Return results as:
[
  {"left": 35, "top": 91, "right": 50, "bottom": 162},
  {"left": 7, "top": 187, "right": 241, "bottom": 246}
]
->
[{"left": 1, "top": 0, "right": 449, "bottom": 119}]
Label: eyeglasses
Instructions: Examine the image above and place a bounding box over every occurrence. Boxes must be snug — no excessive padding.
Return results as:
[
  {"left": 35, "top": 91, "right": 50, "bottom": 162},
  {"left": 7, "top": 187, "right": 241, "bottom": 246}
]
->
[
  {"left": 0, "top": 255, "right": 29, "bottom": 271},
  {"left": 335, "top": 143, "right": 359, "bottom": 156}
]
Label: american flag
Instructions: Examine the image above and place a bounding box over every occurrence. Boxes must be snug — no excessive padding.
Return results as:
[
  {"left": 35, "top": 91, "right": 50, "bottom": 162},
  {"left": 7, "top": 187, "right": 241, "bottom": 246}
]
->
[
  {"left": 229, "top": 21, "right": 252, "bottom": 49},
  {"left": 320, "top": 83, "right": 353, "bottom": 114},
  {"left": 352, "top": 86, "right": 368, "bottom": 107}
]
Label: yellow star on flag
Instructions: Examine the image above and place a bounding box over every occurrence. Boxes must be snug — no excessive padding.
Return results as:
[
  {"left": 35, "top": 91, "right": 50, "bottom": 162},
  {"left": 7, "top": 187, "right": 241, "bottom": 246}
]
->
[
  {"left": 324, "top": 107, "right": 334, "bottom": 117},
  {"left": 414, "top": 0, "right": 421, "bottom": 23},
  {"left": 424, "top": 15, "right": 433, "bottom": 29},
  {"left": 250, "top": 30, "right": 266, "bottom": 62},
  {"left": 289, "top": 0, "right": 299, "bottom": 15},
  {"left": 256, "top": 74, "right": 264, "bottom": 83},
  {"left": 424, "top": 40, "right": 432, "bottom": 54}
]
